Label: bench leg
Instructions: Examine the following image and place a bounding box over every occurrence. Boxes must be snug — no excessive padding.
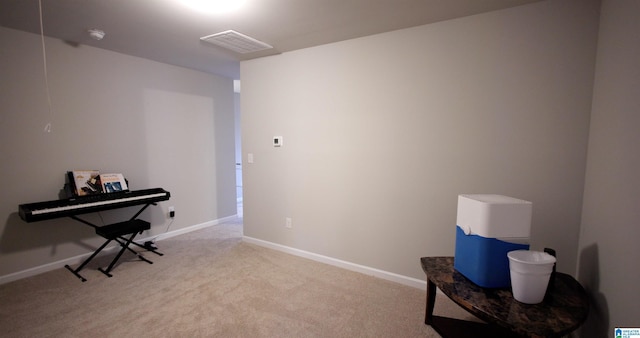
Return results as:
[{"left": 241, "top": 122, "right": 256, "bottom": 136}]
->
[
  {"left": 65, "top": 238, "right": 113, "bottom": 282},
  {"left": 113, "top": 236, "right": 154, "bottom": 264},
  {"left": 99, "top": 232, "right": 138, "bottom": 277}
]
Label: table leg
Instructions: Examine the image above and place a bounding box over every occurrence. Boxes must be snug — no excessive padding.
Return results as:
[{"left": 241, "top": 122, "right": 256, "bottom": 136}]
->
[{"left": 425, "top": 278, "right": 436, "bottom": 325}]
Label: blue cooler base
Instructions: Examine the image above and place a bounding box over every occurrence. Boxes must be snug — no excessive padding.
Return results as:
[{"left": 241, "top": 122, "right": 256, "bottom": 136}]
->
[{"left": 454, "top": 226, "right": 529, "bottom": 288}]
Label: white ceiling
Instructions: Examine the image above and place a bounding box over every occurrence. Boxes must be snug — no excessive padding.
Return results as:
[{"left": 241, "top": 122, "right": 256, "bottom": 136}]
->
[{"left": 0, "top": 0, "right": 542, "bottom": 79}]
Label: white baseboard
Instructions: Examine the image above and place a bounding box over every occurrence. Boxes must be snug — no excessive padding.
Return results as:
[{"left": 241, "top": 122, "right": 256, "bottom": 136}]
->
[
  {"left": 0, "top": 251, "right": 103, "bottom": 285},
  {"left": 144, "top": 214, "right": 238, "bottom": 242},
  {"left": 0, "top": 214, "right": 239, "bottom": 285},
  {"left": 242, "top": 236, "right": 427, "bottom": 290}
]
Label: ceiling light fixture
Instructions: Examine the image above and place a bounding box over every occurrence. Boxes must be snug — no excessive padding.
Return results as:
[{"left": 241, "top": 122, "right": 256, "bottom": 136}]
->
[{"left": 179, "top": 0, "right": 246, "bottom": 14}]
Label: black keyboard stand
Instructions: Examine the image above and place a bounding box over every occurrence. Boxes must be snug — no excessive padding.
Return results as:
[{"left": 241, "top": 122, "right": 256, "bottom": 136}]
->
[{"left": 64, "top": 202, "right": 163, "bottom": 282}]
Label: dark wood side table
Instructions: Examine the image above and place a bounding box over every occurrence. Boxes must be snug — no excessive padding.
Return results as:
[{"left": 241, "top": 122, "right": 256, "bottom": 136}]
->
[{"left": 421, "top": 257, "right": 589, "bottom": 338}]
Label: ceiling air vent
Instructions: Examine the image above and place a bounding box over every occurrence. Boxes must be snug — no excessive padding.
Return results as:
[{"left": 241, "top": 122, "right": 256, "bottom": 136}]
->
[{"left": 200, "top": 30, "right": 273, "bottom": 54}]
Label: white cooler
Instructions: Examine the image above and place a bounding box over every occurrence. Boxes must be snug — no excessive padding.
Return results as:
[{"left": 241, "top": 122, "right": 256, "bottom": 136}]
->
[{"left": 454, "top": 194, "right": 532, "bottom": 288}]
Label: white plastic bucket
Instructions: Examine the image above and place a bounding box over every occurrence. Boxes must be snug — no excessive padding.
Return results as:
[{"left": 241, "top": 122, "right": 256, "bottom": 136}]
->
[{"left": 507, "top": 250, "right": 556, "bottom": 304}]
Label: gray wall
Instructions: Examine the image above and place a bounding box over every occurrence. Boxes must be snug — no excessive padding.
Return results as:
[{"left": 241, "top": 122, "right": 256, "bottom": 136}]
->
[
  {"left": 578, "top": 0, "right": 640, "bottom": 335},
  {"left": 4, "top": 0, "right": 637, "bottom": 333},
  {"left": 241, "top": 0, "right": 599, "bottom": 282},
  {"left": 0, "top": 27, "right": 237, "bottom": 278}
]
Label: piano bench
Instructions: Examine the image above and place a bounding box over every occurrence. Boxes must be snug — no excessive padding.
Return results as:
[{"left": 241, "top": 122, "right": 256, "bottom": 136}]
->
[{"left": 96, "top": 219, "right": 150, "bottom": 239}]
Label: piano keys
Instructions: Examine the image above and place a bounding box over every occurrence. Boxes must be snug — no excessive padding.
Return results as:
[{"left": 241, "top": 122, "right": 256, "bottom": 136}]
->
[{"left": 19, "top": 188, "right": 170, "bottom": 222}]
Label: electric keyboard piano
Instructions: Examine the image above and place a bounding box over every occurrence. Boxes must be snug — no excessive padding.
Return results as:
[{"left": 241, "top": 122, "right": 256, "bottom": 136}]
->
[
  {"left": 19, "top": 188, "right": 170, "bottom": 223},
  {"left": 18, "top": 188, "right": 171, "bottom": 281}
]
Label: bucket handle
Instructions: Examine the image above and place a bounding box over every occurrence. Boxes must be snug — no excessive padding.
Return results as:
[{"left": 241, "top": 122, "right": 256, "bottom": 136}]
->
[{"left": 460, "top": 224, "right": 471, "bottom": 235}]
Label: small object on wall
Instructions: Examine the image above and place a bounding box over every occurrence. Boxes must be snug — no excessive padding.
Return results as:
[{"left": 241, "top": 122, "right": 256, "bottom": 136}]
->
[
  {"left": 88, "top": 29, "right": 105, "bottom": 41},
  {"left": 273, "top": 136, "right": 283, "bottom": 147}
]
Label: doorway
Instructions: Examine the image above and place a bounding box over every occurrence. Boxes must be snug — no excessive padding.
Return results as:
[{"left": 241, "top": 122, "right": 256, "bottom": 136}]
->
[{"left": 234, "top": 80, "right": 243, "bottom": 218}]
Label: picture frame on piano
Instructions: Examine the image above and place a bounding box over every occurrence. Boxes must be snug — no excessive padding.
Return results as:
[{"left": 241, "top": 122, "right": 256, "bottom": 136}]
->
[
  {"left": 67, "top": 170, "right": 100, "bottom": 197},
  {"left": 98, "top": 173, "right": 129, "bottom": 193}
]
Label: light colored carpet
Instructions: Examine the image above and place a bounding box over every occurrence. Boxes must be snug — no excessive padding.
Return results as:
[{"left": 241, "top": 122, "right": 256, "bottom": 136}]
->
[{"left": 0, "top": 217, "right": 475, "bottom": 337}]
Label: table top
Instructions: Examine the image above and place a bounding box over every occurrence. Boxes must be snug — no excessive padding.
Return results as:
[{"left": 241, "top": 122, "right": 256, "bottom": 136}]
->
[{"left": 421, "top": 256, "right": 589, "bottom": 338}]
